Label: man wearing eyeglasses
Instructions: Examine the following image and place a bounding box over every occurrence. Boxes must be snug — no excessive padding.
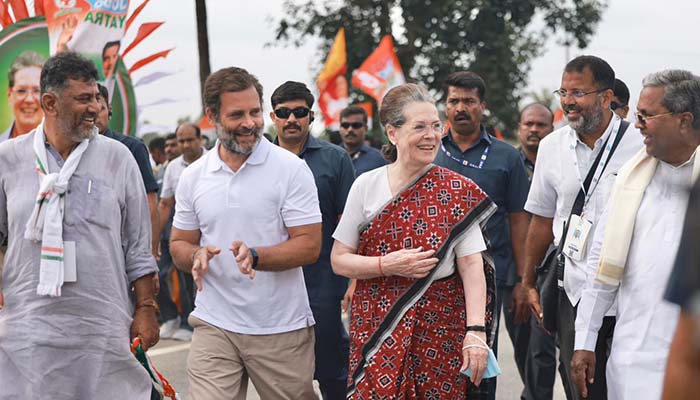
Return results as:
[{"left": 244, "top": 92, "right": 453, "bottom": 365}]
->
[
  {"left": 572, "top": 70, "right": 700, "bottom": 400},
  {"left": 522, "top": 55, "right": 643, "bottom": 400},
  {"left": 2, "top": 51, "right": 46, "bottom": 143},
  {"left": 611, "top": 78, "right": 631, "bottom": 120},
  {"left": 434, "top": 71, "right": 531, "bottom": 399},
  {"left": 271, "top": 81, "right": 355, "bottom": 400},
  {"left": 338, "top": 105, "right": 386, "bottom": 177}
]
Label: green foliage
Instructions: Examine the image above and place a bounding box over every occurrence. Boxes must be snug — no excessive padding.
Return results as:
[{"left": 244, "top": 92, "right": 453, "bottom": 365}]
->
[{"left": 274, "top": 0, "right": 606, "bottom": 136}]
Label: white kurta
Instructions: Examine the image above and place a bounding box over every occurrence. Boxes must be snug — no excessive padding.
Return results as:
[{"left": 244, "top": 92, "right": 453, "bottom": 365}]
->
[{"left": 575, "top": 159, "right": 692, "bottom": 400}]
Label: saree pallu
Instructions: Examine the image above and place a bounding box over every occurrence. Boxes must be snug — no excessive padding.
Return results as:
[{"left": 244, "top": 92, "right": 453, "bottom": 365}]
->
[{"left": 347, "top": 165, "right": 498, "bottom": 400}]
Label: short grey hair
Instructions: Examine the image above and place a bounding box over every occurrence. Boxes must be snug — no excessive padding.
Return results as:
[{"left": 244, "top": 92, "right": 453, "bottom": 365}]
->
[
  {"left": 379, "top": 83, "right": 435, "bottom": 162},
  {"left": 8, "top": 51, "right": 46, "bottom": 88},
  {"left": 643, "top": 70, "right": 700, "bottom": 129}
]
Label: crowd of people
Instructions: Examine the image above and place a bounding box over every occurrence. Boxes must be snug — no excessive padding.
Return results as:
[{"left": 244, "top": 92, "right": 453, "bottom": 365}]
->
[{"left": 0, "top": 50, "right": 699, "bottom": 400}]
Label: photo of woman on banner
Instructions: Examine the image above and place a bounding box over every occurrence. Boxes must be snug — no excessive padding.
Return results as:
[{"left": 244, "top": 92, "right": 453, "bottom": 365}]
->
[{"left": 1, "top": 50, "right": 46, "bottom": 143}]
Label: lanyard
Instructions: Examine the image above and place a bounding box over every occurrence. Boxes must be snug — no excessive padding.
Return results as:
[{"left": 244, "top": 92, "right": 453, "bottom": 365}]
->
[
  {"left": 569, "top": 118, "right": 623, "bottom": 213},
  {"left": 440, "top": 142, "right": 491, "bottom": 170}
]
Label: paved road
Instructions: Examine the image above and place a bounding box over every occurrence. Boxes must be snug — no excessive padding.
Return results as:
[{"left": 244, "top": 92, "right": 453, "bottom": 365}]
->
[{"left": 149, "top": 312, "right": 566, "bottom": 399}]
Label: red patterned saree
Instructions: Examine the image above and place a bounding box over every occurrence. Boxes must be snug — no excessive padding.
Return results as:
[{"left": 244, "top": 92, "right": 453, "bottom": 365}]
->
[{"left": 347, "top": 165, "right": 497, "bottom": 400}]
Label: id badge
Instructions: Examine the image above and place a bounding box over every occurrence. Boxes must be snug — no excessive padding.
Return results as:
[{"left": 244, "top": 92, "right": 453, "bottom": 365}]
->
[
  {"left": 63, "top": 241, "right": 77, "bottom": 283},
  {"left": 563, "top": 215, "right": 592, "bottom": 261}
]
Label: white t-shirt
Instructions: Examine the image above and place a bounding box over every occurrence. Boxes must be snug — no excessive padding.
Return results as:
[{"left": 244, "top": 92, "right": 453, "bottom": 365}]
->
[
  {"left": 525, "top": 115, "right": 643, "bottom": 307},
  {"left": 160, "top": 148, "right": 208, "bottom": 199},
  {"left": 173, "top": 138, "right": 321, "bottom": 334},
  {"left": 333, "top": 165, "right": 486, "bottom": 279}
]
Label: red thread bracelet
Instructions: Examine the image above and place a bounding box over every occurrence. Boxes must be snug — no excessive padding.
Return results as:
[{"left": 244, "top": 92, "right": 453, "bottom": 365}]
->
[{"left": 378, "top": 256, "right": 384, "bottom": 276}]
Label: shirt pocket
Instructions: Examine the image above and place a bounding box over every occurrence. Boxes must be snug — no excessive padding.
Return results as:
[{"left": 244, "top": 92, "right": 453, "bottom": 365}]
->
[{"left": 64, "top": 176, "right": 119, "bottom": 230}]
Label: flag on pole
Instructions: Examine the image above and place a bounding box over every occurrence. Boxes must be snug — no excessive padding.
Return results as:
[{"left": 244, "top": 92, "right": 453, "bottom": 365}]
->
[
  {"left": 351, "top": 35, "right": 405, "bottom": 105},
  {"left": 317, "top": 28, "right": 349, "bottom": 130}
]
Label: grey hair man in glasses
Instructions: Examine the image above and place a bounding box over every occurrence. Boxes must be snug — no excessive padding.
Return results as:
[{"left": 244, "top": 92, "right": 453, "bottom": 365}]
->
[
  {"left": 573, "top": 70, "right": 700, "bottom": 399},
  {"left": 521, "top": 55, "right": 643, "bottom": 400}
]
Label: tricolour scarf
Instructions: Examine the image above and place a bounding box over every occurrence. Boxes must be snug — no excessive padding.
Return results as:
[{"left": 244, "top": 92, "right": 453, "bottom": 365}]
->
[
  {"left": 24, "top": 123, "right": 90, "bottom": 297},
  {"left": 596, "top": 146, "right": 700, "bottom": 285}
]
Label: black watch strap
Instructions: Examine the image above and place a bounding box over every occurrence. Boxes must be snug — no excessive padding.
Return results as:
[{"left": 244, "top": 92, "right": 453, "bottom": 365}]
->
[{"left": 250, "top": 247, "right": 259, "bottom": 270}]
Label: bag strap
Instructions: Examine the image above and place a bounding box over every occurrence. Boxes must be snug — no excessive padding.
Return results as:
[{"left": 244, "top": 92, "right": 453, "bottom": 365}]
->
[{"left": 570, "top": 119, "right": 629, "bottom": 217}]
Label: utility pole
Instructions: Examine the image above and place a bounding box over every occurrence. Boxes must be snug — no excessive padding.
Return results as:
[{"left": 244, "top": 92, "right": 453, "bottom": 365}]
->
[{"left": 195, "top": 0, "right": 211, "bottom": 111}]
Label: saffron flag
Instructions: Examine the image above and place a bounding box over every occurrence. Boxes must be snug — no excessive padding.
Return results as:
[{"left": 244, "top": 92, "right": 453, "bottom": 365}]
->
[
  {"left": 352, "top": 35, "right": 405, "bottom": 104},
  {"left": 317, "top": 28, "right": 349, "bottom": 130}
]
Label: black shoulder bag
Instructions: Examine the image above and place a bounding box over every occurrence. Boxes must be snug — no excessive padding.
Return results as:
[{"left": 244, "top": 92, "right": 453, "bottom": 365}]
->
[{"left": 537, "top": 120, "right": 629, "bottom": 334}]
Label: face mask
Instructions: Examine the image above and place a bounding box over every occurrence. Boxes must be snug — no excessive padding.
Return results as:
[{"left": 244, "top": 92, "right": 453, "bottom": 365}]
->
[{"left": 460, "top": 332, "right": 502, "bottom": 379}]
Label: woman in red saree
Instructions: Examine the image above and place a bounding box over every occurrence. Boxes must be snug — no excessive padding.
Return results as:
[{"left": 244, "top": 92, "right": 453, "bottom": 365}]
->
[{"left": 332, "top": 83, "right": 497, "bottom": 399}]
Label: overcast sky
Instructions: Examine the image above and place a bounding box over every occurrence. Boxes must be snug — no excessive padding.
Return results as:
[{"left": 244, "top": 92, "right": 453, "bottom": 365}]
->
[{"left": 124, "top": 0, "right": 700, "bottom": 131}]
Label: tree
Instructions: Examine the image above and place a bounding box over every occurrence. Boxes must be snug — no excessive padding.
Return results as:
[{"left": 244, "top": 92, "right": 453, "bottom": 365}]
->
[
  {"left": 195, "top": 0, "right": 211, "bottom": 111},
  {"left": 274, "top": 0, "right": 606, "bottom": 136}
]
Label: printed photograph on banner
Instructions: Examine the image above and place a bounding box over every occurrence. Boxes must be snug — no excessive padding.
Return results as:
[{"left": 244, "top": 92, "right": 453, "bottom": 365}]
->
[
  {"left": 44, "top": 0, "right": 130, "bottom": 98},
  {"left": 0, "top": 17, "right": 50, "bottom": 143}
]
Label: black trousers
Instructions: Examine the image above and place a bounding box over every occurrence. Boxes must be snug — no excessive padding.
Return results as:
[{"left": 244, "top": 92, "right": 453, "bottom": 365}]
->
[{"left": 557, "top": 292, "right": 615, "bottom": 400}]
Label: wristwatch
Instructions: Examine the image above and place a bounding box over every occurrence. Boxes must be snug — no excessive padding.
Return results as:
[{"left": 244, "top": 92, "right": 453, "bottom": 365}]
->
[{"left": 249, "top": 247, "right": 259, "bottom": 270}]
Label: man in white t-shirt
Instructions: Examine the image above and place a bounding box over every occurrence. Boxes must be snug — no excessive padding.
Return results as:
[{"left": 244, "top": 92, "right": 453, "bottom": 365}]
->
[
  {"left": 169, "top": 66, "right": 322, "bottom": 400},
  {"left": 156, "top": 123, "right": 207, "bottom": 341}
]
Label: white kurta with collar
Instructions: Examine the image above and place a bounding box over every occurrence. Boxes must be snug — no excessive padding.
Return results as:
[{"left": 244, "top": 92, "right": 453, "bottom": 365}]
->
[
  {"left": 575, "top": 157, "right": 692, "bottom": 400},
  {"left": 525, "top": 114, "right": 644, "bottom": 307}
]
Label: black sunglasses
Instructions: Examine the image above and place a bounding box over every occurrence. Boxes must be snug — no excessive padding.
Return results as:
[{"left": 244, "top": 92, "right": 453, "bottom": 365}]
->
[
  {"left": 340, "top": 122, "right": 365, "bottom": 129},
  {"left": 274, "top": 107, "right": 310, "bottom": 119}
]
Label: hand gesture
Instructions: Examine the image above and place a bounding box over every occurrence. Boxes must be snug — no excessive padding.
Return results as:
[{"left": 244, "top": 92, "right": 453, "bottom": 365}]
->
[
  {"left": 461, "top": 332, "right": 489, "bottom": 387},
  {"left": 192, "top": 245, "right": 221, "bottom": 291},
  {"left": 381, "top": 247, "right": 438, "bottom": 279},
  {"left": 571, "top": 350, "right": 596, "bottom": 398},
  {"left": 57, "top": 15, "right": 78, "bottom": 53},
  {"left": 230, "top": 241, "right": 255, "bottom": 279}
]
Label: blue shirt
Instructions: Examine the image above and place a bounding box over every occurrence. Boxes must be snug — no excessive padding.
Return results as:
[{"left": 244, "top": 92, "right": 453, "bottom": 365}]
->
[
  {"left": 103, "top": 129, "right": 159, "bottom": 193},
  {"left": 434, "top": 128, "right": 530, "bottom": 285},
  {"left": 276, "top": 134, "right": 356, "bottom": 303},
  {"left": 347, "top": 143, "right": 386, "bottom": 177}
]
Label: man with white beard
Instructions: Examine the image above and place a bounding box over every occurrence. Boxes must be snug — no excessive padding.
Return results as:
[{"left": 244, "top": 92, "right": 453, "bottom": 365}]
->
[
  {"left": 169, "top": 67, "right": 322, "bottom": 400},
  {"left": 522, "top": 55, "right": 643, "bottom": 400}
]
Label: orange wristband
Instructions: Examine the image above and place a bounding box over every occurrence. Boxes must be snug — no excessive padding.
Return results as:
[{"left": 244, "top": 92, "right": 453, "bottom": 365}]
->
[{"left": 378, "top": 256, "right": 384, "bottom": 276}]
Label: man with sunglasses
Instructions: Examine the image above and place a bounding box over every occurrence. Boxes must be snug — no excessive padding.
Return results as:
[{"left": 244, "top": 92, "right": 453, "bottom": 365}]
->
[
  {"left": 612, "top": 78, "right": 631, "bottom": 120},
  {"left": 339, "top": 105, "right": 386, "bottom": 176},
  {"left": 522, "top": 55, "right": 643, "bottom": 400},
  {"left": 573, "top": 70, "right": 700, "bottom": 400},
  {"left": 271, "top": 81, "right": 355, "bottom": 400}
]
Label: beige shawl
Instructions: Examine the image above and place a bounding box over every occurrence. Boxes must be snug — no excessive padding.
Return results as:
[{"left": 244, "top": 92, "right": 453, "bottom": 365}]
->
[{"left": 595, "top": 146, "right": 700, "bottom": 285}]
